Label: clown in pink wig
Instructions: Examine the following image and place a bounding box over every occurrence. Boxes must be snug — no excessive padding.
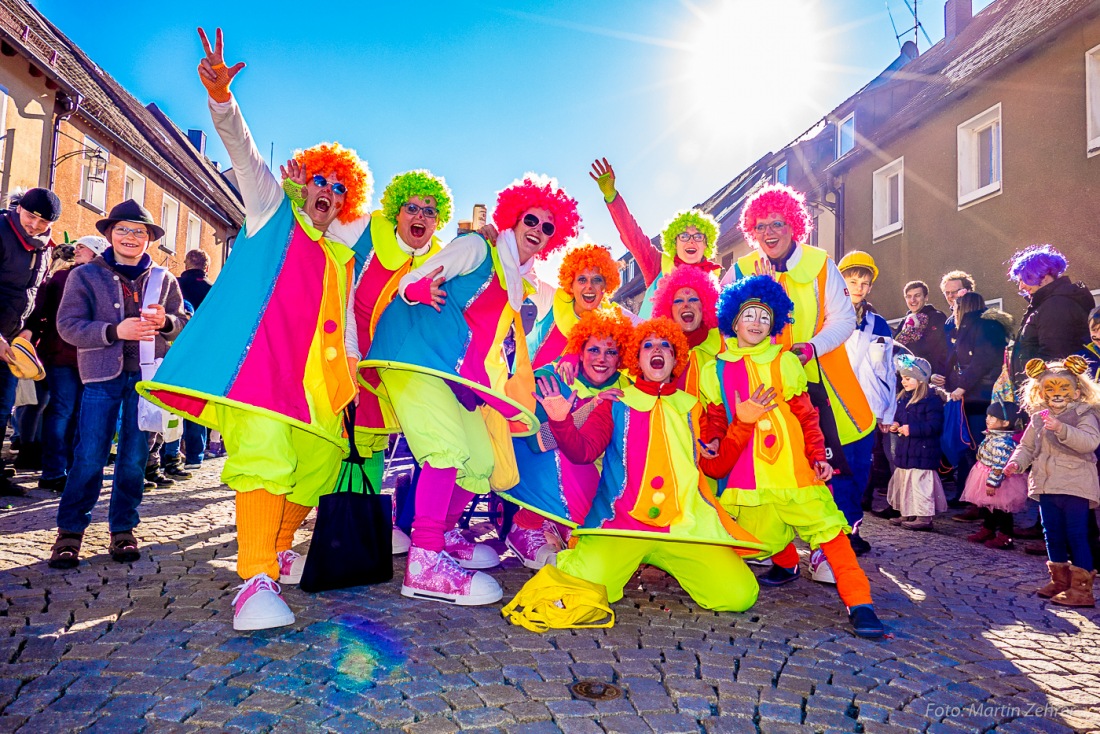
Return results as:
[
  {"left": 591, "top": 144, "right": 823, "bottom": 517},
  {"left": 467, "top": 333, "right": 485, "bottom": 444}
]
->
[{"left": 651, "top": 265, "right": 724, "bottom": 398}]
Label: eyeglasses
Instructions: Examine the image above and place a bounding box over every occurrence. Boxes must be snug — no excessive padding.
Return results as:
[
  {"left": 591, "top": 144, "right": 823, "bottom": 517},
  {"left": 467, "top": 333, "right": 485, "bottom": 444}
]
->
[
  {"left": 312, "top": 174, "right": 347, "bottom": 196},
  {"left": 404, "top": 202, "right": 438, "bottom": 219},
  {"left": 114, "top": 226, "right": 149, "bottom": 238},
  {"left": 519, "top": 213, "right": 554, "bottom": 236},
  {"left": 943, "top": 287, "right": 968, "bottom": 298},
  {"left": 753, "top": 220, "right": 788, "bottom": 234},
  {"left": 676, "top": 232, "right": 706, "bottom": 242}
]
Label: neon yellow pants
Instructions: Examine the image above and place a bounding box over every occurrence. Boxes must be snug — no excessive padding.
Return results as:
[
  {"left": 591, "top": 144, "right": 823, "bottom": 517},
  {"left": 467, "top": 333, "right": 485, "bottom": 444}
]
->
[
  {"left": 729, "top": 486, "right": 850, "bottom": 553},
  {"left": 556, "top": 535, "right": 759, "bottom": 612}
]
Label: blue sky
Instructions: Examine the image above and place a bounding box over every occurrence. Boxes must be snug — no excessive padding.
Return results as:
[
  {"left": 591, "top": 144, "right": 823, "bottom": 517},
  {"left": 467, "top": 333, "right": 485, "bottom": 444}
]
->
[{"left": 37, "top": 0, "right": 993, "bottom": 257}]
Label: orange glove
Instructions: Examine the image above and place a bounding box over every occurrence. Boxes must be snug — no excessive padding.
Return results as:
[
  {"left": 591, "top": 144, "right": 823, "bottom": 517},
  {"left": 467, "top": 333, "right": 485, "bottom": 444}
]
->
[{"left": 197, "top": 28, "right": 245, "bottom": 103}]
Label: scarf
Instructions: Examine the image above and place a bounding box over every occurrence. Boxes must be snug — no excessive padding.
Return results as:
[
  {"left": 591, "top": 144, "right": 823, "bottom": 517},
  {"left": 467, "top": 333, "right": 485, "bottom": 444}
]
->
[
  {"left": 5, "top": 211, "right": 52, "bottom": 252},
  {"left": 497, "top": 228, "right": 534, "bottom": 310},
  {"left": 104, "top": 247, "right": 153, "bottom": 281}
]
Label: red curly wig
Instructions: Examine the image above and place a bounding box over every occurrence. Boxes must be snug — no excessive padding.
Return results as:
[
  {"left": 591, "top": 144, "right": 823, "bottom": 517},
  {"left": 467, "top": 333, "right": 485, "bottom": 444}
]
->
[
  {"left": 650, "top": 265, "right": 719, "bottom": 330},
  {"left": 493, "top": 173, "right": 580, "bottom": 259},
  {"left": 558, "top": 243, "right": 621, "bottom": 295},
  {"left": 564, "top": 310, "right": 634, "bottom": 357},
  {"left": 623, "top": 317, "right": 691, "bottom": 381},
  {"left": 738, "top": 184, "right": 813, "bottom": 245},
  {"left": 294, "top": 142, "right": 373, "bottom": 224}
]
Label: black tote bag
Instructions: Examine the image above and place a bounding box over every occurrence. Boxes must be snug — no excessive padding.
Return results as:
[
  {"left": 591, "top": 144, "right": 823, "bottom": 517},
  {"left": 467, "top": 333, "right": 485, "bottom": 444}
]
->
[{"left": 299, "top": 405, "right": 393, "bottom": 593}]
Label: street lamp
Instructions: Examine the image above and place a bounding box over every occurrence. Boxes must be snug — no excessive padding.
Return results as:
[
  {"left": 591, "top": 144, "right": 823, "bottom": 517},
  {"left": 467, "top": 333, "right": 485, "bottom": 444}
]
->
[{"left": 54, "top": 146, "right": 107, "bottom": 182}]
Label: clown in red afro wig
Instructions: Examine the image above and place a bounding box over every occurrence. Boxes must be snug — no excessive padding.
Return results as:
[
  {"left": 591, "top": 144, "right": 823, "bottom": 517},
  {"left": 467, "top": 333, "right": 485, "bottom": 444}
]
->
[
  {"left": 294, "top": 142, "right": 372, "bottom": 224},
  {"left": 623, "top": 317, "right": 691, "bottom": 381},
  {"left": 493, "top": 173, "right": 581, "bottom": 259},
  {"left": 651, "top": 265, "right": 720, "bottom": 331},
  {"left": 558, "top": 243, "right": 621, "bottom": 295},
  {"left": 564, "top": 309, "right": 634, "bottom": 357},
  {"left": 739, "top": 184, "right": 813, "bottom": 246}
]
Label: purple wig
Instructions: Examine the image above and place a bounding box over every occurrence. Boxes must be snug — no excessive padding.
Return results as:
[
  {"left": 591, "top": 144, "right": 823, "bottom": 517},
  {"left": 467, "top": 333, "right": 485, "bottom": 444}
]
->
[{"left": 1008, "top": 244, "right": 1067, "bottom": 287}]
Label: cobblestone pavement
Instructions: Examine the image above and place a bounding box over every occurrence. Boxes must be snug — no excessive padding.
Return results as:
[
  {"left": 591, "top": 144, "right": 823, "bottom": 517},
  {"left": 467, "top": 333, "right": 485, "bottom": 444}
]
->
[{"left": 0, "top": 461, "right": 1098, "bottom": 733}]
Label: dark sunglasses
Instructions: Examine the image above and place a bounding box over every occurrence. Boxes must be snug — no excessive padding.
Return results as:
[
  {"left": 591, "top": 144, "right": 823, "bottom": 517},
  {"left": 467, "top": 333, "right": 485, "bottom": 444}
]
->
[
  {"left": 312, "top": 174, "right": 347, "bottom": 196},
  {"left": 404, "top": 202, "right": 438, "bottom": 219},
  {"left": 522, "top": 213, "right": 555, "bottom": 237}
]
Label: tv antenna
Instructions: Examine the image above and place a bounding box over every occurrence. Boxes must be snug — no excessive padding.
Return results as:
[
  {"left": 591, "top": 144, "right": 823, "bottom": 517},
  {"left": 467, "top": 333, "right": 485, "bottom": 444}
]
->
[{"left": 886, "top": 0, "right": 933, "bottom": 52}]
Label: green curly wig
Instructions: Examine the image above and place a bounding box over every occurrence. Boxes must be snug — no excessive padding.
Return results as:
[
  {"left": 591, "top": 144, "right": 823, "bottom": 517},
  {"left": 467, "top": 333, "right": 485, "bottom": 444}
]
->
[
  {"left": 659, "top": 209, "right": 719, "bottom": 260},
  {"left": 380, "top": 170, "right": 454, "bottom": 227}
]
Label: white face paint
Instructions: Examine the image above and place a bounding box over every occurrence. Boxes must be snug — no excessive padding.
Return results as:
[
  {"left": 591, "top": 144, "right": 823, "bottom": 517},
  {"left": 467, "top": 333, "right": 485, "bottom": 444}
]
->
[{"left": 734, "top": 305, "right": 772, "bottom": 347}]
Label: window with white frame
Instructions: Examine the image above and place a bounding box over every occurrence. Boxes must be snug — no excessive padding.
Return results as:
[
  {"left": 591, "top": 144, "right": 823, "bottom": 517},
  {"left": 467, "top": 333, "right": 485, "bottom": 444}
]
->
[
  {"left": 123, "top": 167, "right": 145, "bottom": 205},
  {"left": 1086, "top": 43, "right": 1100, "bottom": 156},
  {"left": 775, "top": 162, "right": 788, "bottom": 185},
  {"left": 872, "top": 157, "right": 904, "bottom": 239},
  {"left": 186, "top": 214, "right": 201, "bottom": 252},
  {"left": 957, "top": 104, "right": 1002, "bottom": 206},
  {"left": 160, "top": 195, "right": 179, "bottom": 252},
  {"left": 837, "top": 113, "right": 855, "bottom": 158},
  {"left": 79, "top": 135, "right": 108, "bottom": 212}
]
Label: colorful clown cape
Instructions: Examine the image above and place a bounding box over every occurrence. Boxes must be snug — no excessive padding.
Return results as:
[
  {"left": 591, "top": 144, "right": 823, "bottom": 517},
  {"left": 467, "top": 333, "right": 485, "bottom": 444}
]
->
[
  {"left": 138, "top": 198, "right": 362, "bottom": 447},
  {"left": 362, "top": 234, "right": 539, "bottom": 436}
]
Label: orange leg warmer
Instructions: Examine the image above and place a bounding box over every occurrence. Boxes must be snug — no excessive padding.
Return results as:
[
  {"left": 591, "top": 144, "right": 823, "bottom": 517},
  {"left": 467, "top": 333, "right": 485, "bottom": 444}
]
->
[
  {"left": 276, "top": 501, "right": 313, "bottom": 554},
  {"left": 771, "top": 543, "right": 801, "bottom": 570},
  {"left": 236, "top": 490, "right": 285, "bottom": 580},
  {"left": 820, "top": 534, "right": 873, "bottom": 608}
]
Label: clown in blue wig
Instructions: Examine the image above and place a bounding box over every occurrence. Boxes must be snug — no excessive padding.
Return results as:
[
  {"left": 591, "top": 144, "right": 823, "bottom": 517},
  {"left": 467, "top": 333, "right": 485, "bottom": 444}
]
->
[{"left": 716, "top": 274, "right": 795, "bottom": 339}]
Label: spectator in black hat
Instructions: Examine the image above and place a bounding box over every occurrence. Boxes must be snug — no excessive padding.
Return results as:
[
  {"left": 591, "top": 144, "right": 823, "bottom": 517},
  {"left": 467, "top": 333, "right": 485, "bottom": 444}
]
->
[{"left": 0, "top": 187, "right": 61, "bottom": 496}]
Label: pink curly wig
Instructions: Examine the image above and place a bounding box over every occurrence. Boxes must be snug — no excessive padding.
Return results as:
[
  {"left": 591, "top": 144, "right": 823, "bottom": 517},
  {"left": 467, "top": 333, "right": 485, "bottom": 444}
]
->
[
  {"left": 739, "top": 184, "right": 813, "bottom": 245},
  {"left": 294, "top": 142, "right": 372, "bottom": 224},
  {"left": 493, "top": 174, "right": 580, "bottom": 259},
  {"left": 650, "top": 265, "right": 719, "bottom": 331},
  {"left": 558, "top": 244, "right": 621, "bottom": 295},
  {"left": 624, "top": 318, "right": 691, "bottom": 381}
]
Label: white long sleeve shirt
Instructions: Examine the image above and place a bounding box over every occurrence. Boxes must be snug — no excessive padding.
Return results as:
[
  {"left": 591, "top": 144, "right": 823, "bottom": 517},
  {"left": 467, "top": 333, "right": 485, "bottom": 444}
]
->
[{"left": 398, "top": 231, "right": 533, "bottom": 312}]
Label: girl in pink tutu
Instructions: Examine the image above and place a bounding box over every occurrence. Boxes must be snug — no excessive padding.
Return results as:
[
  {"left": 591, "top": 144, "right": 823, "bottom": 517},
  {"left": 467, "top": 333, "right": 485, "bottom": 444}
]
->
[{"left": 963, "top": 402, "right": 1028, "bottom": 550}]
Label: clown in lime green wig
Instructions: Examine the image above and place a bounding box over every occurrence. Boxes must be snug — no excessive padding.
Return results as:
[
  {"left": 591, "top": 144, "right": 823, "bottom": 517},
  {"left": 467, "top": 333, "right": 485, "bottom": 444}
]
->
[
  {"left": 380, "top": 169, "right": 454, "bottom": 227},
  {"left": 659, "top": 209, "right": 719, "bottom": 260}
]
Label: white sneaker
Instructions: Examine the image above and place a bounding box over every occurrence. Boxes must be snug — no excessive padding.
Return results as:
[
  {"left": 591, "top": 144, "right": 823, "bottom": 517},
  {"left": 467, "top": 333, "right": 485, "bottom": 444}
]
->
[
  {"left": 277, "top": 549, "right": 306, "bottom": 585},
  {"left": 401, "top": 547, "right": 503, "bottom": 605},
  {"left": 232, "top": 573, "right": 295, "bottom": 631},
  {"left": 392, "top": 527, "right": 411, "bottom": 555},
  {"left": 809, "top": 549, "right": 836, "bottom": 584},
  {"left": 505, "top": 521, "right": 565, "bottom": 570},
  {"left": 443, "top": 529, "right": 500, "bottom": 569}
]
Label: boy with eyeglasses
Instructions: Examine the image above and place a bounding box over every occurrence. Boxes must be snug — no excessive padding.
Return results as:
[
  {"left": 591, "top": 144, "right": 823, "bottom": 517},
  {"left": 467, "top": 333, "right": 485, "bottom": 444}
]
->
[{"left": 137, "top": 28, "right": 374, "bottom": 631}]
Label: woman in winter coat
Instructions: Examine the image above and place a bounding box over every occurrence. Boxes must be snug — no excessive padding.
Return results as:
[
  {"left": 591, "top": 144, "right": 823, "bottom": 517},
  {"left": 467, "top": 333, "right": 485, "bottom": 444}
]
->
[{"left": 945, "top": 293, "right": 1013, "bottom": 490}]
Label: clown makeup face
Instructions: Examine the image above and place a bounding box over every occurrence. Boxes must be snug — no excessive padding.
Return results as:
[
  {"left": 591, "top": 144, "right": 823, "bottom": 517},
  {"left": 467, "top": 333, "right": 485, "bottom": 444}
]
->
[
  {"left": 733, "top": 305, "right": 772, "bottom": 348},
  {"left": 303, "top": 169, "right": 346, "bottom": 232},
  {"left": 515, "top": 206, "right": 555, "bottom": 264},
  {"left": 639, "top": 333, "right": 675, "bottom": 383},
  {"left": 671, "top": 287, "right": 703, "bottom": 333},
  {"left": 571, "top": 269, "right": 606, "bottom": 315},
  {"left": 905, "top": 286, "right": 928, "bottom": 314},
  {"left": 900, "top": 375, "right": 920, "bottom": 392},
  {"left": 111, "top": 222, "right": 152, "bottom": 265},
  {"left": 580, "top": 336, "right": 621, "bottom": 385},
  {"left": 1090, "top": 321, "right": 1100, "bottom": 348},
  {"left": 845, "top": 272, "right": 873, "bottom": 306},
  {"left": 396, "top": 194, "right": 438, "bottom": 251},
  {"left": 675, "top": 225, "right": 707, "bottom": 264},
  {"left": 751, "top": 211, "right": 794, "bottom": 261},
  {"left": 1040, "top": 375, "right": 1079, "bottom": 414}
]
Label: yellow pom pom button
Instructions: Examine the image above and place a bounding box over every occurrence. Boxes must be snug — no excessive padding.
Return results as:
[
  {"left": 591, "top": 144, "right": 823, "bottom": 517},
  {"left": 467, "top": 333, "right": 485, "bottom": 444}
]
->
[
  {"left": 651, "top": 491, "right": 666, "bottom": 504},
  {"left": 324, "top": 346, "right": 338, "bottom": 361},
  {"left": 758, "top": 418, "right": 772, "bottom": 431}
]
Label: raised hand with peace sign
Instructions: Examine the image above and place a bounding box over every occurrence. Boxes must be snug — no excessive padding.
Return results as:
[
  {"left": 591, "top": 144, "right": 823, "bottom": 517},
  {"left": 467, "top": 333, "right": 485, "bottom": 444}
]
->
[{"left": 197, "top": 28, "right": 246, "bottom": 103}]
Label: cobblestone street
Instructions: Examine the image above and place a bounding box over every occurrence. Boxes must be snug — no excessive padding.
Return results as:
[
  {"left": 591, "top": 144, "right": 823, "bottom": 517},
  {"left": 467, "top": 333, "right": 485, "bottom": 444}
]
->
[{"left": 0, "top": 462, "right": 1097, "bottom": 733}]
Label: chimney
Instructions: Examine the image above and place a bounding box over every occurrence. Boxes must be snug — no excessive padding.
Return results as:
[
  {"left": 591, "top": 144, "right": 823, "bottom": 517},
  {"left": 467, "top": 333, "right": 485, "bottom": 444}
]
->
[
  {"left": 187, "top": 129, "right": 207, "bottom": 156},
  {"left": 944, "top": 0, "right": 973, "bottom": 43}
]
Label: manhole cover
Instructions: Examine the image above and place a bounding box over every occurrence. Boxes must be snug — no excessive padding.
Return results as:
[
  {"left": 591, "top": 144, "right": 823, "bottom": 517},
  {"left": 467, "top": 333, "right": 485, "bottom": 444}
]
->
[{"left": 571, "top": 680, "right": 622, "bottom": 701}]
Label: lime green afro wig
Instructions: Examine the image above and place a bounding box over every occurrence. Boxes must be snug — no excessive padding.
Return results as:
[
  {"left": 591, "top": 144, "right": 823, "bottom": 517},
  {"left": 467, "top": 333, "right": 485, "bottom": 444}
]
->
[
  {"left": 659, "top": 209, "right": 719, "bottom": 260},
  {"left": 380, "top": 169, "right": 454, "bottom": 227}
]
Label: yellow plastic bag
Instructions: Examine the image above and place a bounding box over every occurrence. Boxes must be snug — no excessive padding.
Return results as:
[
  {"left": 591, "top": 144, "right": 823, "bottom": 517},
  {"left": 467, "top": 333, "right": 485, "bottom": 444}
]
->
[{"left": 501, "top": 565, "right": 615, "bottom": 633}]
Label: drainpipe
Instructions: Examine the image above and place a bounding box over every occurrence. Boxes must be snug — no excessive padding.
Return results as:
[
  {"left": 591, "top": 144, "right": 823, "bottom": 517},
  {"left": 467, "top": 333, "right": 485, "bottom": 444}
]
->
[{"left": 48, "top": 90, "right": 82, "bottom": 190}]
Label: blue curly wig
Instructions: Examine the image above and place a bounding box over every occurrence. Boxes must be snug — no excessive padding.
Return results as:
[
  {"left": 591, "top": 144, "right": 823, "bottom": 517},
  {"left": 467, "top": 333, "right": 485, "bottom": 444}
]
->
[{"left": 717, "top": 275, "right": 795, "bottom": 338}]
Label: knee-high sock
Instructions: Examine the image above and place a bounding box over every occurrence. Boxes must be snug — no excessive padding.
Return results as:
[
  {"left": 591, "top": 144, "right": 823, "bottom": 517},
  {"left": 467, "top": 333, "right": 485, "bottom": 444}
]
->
[
  {"left": 772, "top": 543, "right": 800, "bottom": 570},
  {"left": 236, "top": 490, "right": 285, "bottom": 580},
  {"left": 275, "top": 501, "right": 312, "bottom": 553},
  {"left": 411, "top": 463, "right": 460, "bottom": 552},
  {"left": 445, "top": 485, "right": 476, "bottom": 529},
  {"left": 820, "top": 534, "right": 873, "bottom": 608}
]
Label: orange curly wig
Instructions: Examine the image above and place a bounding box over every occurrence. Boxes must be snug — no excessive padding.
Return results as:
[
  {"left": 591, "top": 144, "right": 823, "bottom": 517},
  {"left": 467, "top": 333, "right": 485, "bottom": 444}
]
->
[
  {"left": 294, "top": 142, "right": 373, "bottom": 224},
  {"left": 623, "top": 317, "right": 691, "bottom": 381},
  {"left": 558, "top": 244, "right": 622, "bottom": 295},
  {"left": 564, "top": 310, "right": 634, "bottom": 357}
]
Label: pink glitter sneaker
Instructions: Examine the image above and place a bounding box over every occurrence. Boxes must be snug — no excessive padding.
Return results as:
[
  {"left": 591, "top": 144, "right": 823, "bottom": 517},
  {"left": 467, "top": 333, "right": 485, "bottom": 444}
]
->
[
  {"left": 232, "top": 573, "right": 294, "bottom": 631},
  {"left": 401, "top": 546, "right": 502, "bottom": 605},
  {"left": 277, "top": 550, "right": 306, "bottom": 585},
  {"left": 443, "top": 529, "right": 500, "bottom": 570},
  {"left": 809, "top": 549, "right": 836, "bottom": 584},
  {"left": 505, "top": 521, "right": 564, "bottom": 570}
]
